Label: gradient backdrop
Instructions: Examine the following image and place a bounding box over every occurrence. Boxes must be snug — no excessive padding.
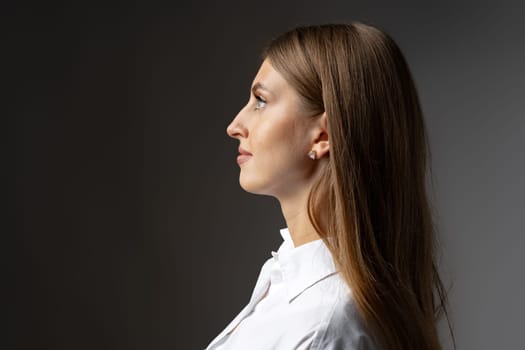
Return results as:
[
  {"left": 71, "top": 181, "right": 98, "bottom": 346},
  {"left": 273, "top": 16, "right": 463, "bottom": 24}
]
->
[{"left": 13, "top": 1, "right": 524, "bottom": 349}]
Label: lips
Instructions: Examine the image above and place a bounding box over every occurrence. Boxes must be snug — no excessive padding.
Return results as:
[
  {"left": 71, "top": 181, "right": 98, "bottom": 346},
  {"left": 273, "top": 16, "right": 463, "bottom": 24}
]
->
[
  {"left": 237, "top": 146, "right": 252, "bottom": 165},
  {"left": 238, "top": 146, "right": 252, "bottom": 156}
]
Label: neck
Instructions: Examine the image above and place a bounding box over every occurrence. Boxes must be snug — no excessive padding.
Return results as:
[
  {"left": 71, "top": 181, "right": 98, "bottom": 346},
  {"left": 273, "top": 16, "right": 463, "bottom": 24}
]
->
[{"left": 277, "top": 183, "right": 321, "bottom": 248}]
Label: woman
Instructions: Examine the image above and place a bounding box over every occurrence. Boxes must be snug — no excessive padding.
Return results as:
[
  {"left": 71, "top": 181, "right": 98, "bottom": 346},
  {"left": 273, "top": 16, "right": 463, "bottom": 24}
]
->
[{"left": 205, "top": 22, "right": 452, "bottom": 350}]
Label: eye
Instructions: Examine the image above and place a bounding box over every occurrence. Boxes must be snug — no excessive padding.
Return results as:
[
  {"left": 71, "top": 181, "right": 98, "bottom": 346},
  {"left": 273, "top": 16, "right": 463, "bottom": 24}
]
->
[{"left": 254, "top": 95, "right": 266, "bottom": 111}]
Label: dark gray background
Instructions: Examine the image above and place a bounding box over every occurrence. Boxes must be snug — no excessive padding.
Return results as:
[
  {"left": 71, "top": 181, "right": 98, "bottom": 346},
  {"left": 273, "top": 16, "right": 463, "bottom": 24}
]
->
[{"left": 13, "top": 1, "right": 524, "bottom": 349}]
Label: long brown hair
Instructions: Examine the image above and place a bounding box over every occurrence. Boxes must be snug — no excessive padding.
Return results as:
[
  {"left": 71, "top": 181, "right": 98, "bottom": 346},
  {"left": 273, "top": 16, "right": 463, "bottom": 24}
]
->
[{"left": 262, "top": 23, "right": 454, "bottom": 349}]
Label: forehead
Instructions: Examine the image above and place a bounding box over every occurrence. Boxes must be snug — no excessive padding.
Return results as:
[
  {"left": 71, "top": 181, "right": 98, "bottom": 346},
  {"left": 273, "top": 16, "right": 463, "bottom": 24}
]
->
[{"left": 252, "top": 59, "right": 289, "bottom": 92}]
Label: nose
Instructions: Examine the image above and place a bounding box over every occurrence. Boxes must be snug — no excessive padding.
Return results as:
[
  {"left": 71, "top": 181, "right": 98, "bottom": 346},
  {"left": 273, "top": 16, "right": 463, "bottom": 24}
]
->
[{"left": 226, "top": 109, "right": 248, "bottom": 139}]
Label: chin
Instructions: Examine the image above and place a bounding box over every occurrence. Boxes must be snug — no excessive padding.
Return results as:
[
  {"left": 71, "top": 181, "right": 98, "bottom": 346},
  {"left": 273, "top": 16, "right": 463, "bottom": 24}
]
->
[
  {"left": 239, "top": 174, "right": 269, "bottom": 196},
  {"left": 239, "top": 178, "right": 258, "bottom": 194}
]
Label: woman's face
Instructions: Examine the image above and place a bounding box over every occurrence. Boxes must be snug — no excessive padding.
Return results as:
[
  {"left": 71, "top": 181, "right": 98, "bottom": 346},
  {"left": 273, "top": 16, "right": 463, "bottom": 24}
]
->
[{"left": 226, "top": 59, "right": 319, "bottom": 198}]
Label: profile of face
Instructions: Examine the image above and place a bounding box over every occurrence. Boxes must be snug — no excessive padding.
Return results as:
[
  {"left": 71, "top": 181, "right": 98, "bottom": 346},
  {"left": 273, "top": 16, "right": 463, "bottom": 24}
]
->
[{"left": 226, "top": 59, "right": 328, "bottom": 199}]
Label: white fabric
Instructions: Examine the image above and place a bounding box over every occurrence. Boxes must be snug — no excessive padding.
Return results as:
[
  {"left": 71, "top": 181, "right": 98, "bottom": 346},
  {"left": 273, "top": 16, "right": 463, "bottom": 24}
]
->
[{"left": 204, "top": 227, "right": 380, "bottom": 350}]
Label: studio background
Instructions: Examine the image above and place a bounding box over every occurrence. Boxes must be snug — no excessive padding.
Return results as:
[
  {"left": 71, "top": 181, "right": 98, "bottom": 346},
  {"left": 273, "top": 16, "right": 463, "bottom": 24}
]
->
[{"left": 13, "top": 1, "right": 524, "bottom": 349}]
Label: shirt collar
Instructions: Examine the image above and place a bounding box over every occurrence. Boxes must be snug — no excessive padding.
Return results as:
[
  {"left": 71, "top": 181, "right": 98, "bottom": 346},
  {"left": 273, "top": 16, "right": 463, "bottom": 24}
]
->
[{"left": 271, "top": 227, "right": 339, "bottom": 303}]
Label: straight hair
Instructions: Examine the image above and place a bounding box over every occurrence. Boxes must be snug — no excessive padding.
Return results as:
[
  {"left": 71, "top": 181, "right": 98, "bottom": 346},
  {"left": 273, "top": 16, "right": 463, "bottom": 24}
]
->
[{"left": 262, "top": 22, "right": 454, "bottom": 349}]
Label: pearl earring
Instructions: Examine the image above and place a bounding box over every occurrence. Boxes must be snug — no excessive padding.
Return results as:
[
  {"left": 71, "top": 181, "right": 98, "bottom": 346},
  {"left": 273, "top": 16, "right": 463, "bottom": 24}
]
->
[{"left": 308, "top": 150, "right": 317, "bottom": 160}]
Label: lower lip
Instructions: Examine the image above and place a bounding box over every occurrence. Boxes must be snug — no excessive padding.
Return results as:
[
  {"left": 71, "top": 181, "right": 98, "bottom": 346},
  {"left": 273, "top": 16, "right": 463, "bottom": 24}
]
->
[{"left": 237, "top": 154, "right": 252, "bottom": 165}]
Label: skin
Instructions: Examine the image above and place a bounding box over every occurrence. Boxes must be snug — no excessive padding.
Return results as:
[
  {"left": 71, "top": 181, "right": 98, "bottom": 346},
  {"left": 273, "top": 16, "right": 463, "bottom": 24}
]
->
[{"left": 226, "top": 59, "right": 330, "bottom": 247}]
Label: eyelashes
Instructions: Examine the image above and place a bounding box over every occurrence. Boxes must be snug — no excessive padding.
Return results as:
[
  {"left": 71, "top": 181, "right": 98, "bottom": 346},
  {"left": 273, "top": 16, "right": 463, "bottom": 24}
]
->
[{"left": 254, "top": 95, "right": 267, "bottom": 111}]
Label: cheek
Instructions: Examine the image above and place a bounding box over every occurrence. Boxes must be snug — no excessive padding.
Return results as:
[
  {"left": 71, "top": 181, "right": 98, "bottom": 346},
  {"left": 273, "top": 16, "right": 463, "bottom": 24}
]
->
[{"left": 255, "top": 117, "right": 307, "bottom": 166}]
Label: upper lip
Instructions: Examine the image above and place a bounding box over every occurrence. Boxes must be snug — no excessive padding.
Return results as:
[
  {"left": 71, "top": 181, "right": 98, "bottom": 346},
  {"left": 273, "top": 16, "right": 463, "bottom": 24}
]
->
[{"left": 238, "top": 146, "right": 252, "bottom": 155}]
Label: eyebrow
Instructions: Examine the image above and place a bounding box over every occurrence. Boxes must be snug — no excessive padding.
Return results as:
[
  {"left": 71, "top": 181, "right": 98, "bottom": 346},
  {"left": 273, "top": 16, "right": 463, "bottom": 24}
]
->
[{"left": 251, "top": 82, "right": 272, "bottom": 96}]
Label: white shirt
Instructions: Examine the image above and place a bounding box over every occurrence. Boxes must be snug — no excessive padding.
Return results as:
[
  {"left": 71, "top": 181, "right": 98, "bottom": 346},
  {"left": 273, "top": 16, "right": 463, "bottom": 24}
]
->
[{"left": 205, "top": 227, "right": 380, "bottom": 350}]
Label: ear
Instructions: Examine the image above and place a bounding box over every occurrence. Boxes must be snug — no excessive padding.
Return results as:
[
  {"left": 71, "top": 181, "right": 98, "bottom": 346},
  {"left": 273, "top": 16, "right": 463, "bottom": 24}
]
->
[{"left": 311, "top": 112, "right": 329, "bottom": 159}]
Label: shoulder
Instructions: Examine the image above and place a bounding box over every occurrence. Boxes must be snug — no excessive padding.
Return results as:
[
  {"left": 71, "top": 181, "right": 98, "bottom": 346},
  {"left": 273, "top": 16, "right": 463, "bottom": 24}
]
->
[{"left": 309, "top": 277, "right": 381, "bottom": 350}]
